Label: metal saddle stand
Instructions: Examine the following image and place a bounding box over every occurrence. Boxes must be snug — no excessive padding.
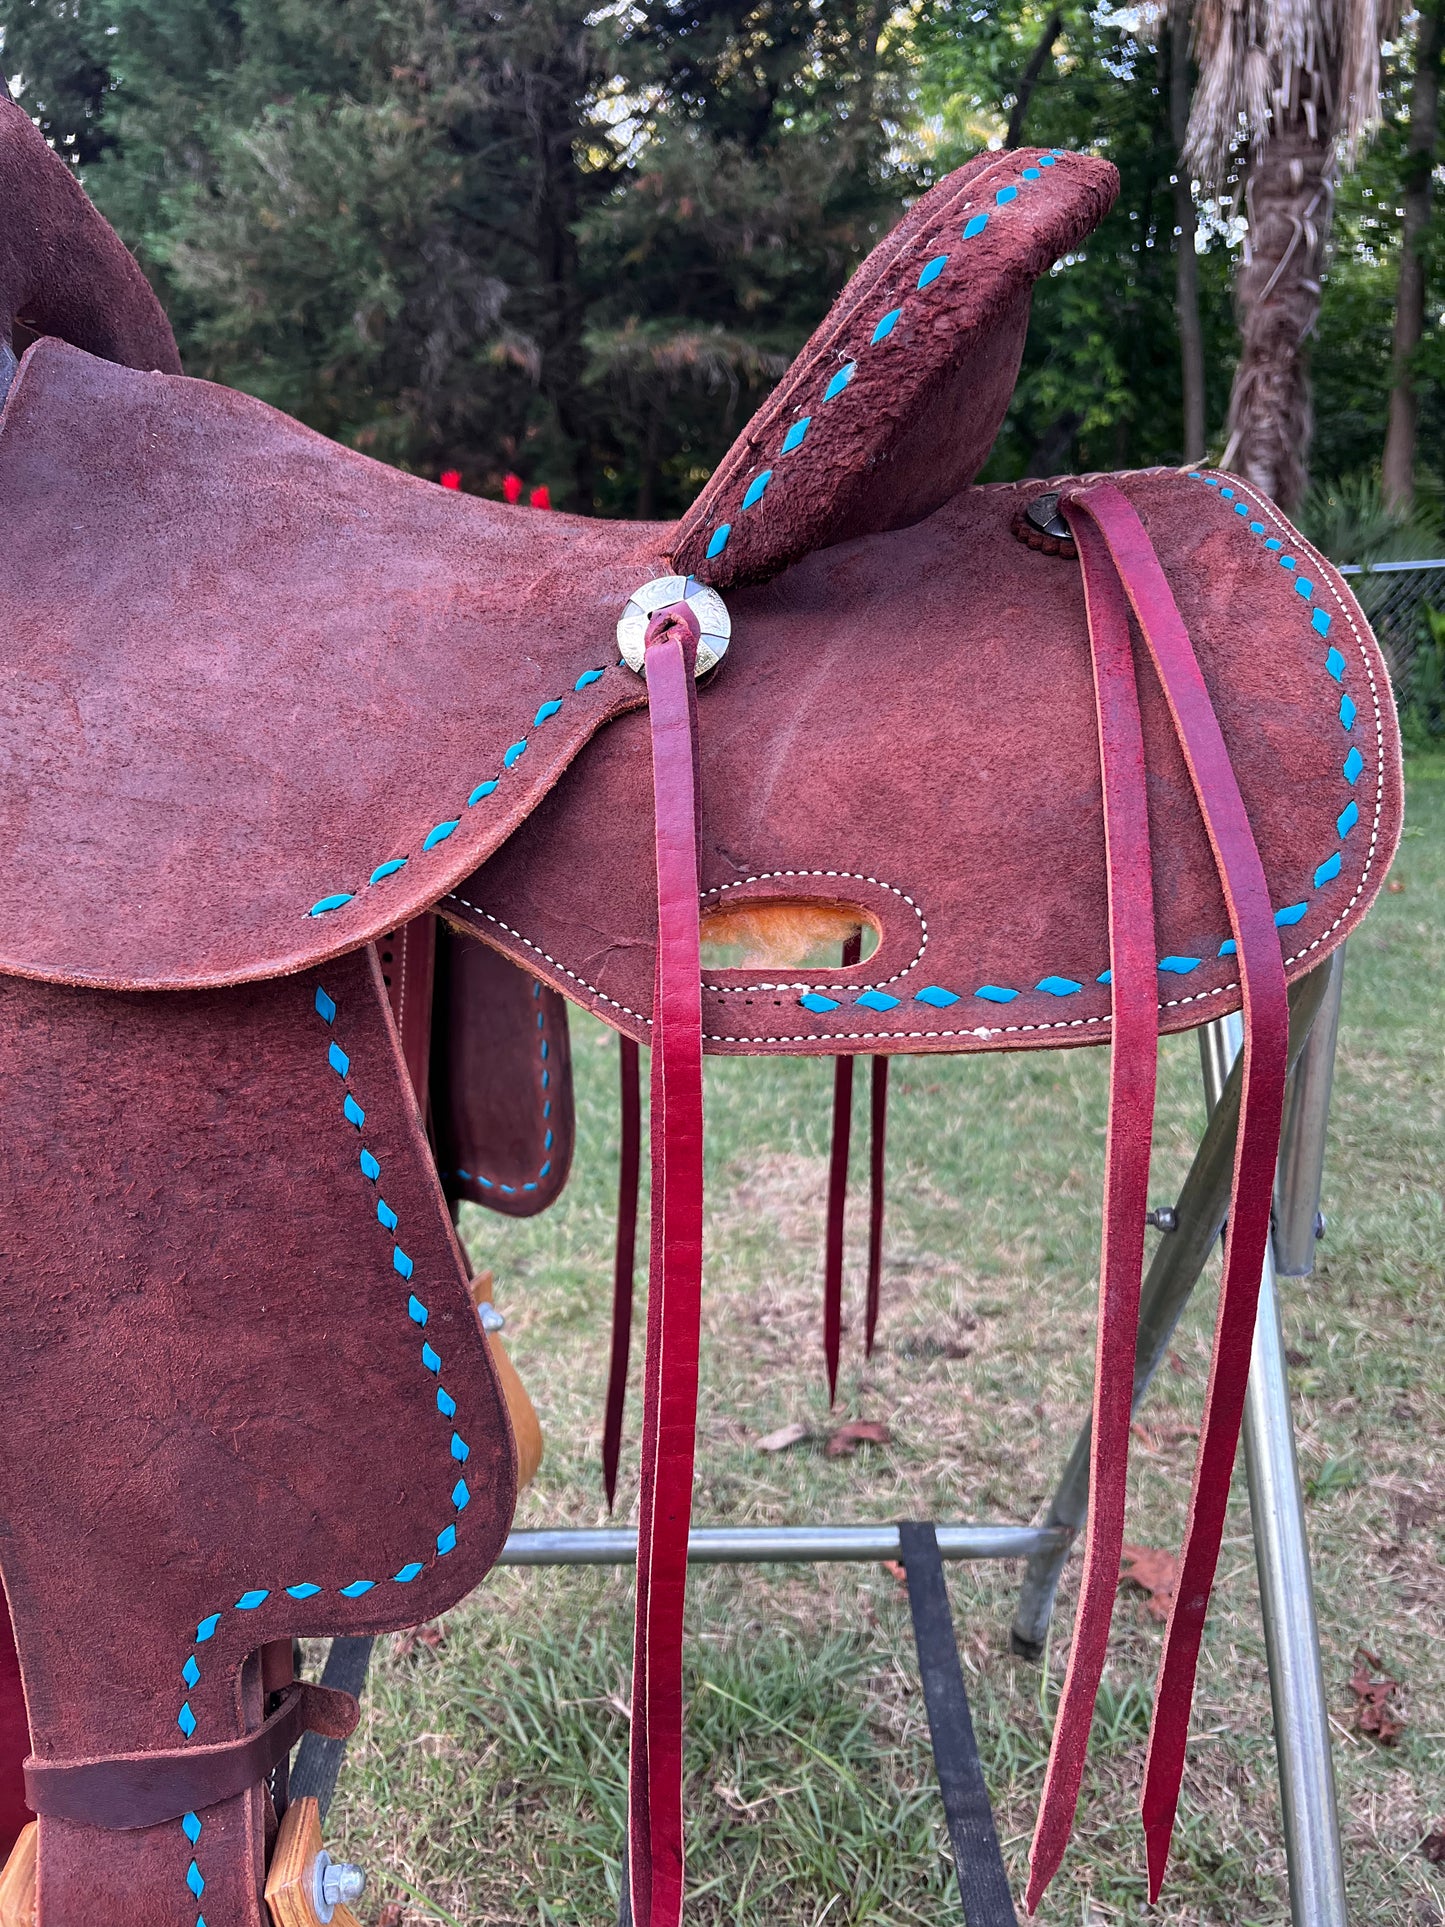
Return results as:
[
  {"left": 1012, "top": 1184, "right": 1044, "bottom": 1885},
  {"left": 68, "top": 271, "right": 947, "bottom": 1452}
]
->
[{"left": 296, "top": 947, "right": 1351, "bottom": 1927}]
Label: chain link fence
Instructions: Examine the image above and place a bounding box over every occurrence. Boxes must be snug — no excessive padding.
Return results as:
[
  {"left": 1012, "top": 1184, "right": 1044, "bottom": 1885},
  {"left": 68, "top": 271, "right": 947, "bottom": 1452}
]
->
[{"left": 1338, "top": 560, "right": 1445, "bottom": 721}]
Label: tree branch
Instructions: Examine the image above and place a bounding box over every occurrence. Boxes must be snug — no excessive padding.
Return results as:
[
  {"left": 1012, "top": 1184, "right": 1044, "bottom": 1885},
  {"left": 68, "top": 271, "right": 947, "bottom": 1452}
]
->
[{"left": 1005, "top": 11, "right": 1063, "bottom": 148}]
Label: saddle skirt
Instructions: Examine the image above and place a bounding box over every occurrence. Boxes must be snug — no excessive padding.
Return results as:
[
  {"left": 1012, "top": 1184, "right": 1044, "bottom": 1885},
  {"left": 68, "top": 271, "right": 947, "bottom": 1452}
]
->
[{"left": 0, "top": 107, "right": 1404, "bottom": 1927}]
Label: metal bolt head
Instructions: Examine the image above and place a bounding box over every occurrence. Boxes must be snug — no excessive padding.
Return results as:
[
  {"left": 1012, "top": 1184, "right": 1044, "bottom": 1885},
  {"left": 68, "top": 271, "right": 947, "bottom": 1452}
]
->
[
  {"left": 1145, "top": 1205, "right": 1179, "bottom": 1233},
  {"left": 323, "top": 1861, "right": 366, "bottom": 1906},
  {"left": 313, "top": 1848, "right": 366, "bottom": 1922},
  {"left": 1314, "top": 1210, "right": 1326, "bottom": 1240}
]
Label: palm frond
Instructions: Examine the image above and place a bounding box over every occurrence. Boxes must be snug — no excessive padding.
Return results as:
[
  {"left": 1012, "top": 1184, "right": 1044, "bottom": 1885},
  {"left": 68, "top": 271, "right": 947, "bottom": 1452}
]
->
[{"left": 1184, "top": 0, "right": 1398, "bottom": 190}]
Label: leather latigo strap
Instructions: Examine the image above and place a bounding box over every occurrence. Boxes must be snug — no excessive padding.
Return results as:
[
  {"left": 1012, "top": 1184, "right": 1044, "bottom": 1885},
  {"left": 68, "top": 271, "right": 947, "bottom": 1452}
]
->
[
  {"left": 628, "top": 603, "right": 706, "bottom": 1927},
  {"left": 1055, "top": 483, "right": 1289, "bottom": 1903},
  {"left": 864, "top": 1058, "right": 889, "bottom": 1358},
  {"left": 603, "top": 1035, "right": 643, "bottom": 1510},
  {"left": 1026, "top": 504, "right": 1160, "bottom": 1908},
  {"left": 25, "top": 1683, "right": 356, "bottom": 1831},
  {"left": 823, "top": 931, "right": 863, "bottom": 1402}
]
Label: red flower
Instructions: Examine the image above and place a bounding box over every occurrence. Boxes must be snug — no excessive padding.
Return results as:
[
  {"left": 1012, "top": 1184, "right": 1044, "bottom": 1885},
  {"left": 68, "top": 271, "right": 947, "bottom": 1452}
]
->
[
  {"left": 502, "top": 472, "right": 524, "bottom": 504},
  {"left": 440, "top": 469, "right": 461, "bottom": 491},
  {"left": 529, "top": 485, "right": 552, "bottom": 511}
]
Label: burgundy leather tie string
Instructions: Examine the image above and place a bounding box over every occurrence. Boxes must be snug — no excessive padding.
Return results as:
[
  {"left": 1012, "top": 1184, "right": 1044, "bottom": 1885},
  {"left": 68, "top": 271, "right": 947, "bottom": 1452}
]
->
[
  {"left": 627, "top": 603, "right": 706, "bottom": 1927},
  {"left": 864, "top": 1056, "right": 889, "bottom": 1357},
  {"left": 823, "top": 930, "right": 863, "bottom": 1401},
  {"left": 1025, "top": 505, "right": 1159, "bottom": 1912},
  {"left": 603, "top": 1035, "right": 643, "bottom": 1511},
  {"left": 1060, "top": 483, "right": 1289, "bottom": 1903}
]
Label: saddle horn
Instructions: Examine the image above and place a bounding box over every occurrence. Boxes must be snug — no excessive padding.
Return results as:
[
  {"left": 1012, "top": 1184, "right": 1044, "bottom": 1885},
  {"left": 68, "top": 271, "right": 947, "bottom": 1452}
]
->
[{"left": 0, "top": 99, "right": 180, "bottom": 403}]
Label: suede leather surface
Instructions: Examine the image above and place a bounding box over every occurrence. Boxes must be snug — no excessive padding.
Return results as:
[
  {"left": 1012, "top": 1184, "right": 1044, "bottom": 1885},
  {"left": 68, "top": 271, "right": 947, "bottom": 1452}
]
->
[
  {"left": 430, "top": 928, "right": 575, "bottom": 1218},
  {"left": 0, "top": 337, "right": 661, "bottom": 990},
  {"left": 0, "top": 101, "right": 180, "bottom": 383},
  {"left": 379, "top": 916, "right": 439, "bottom": 1114},
  {"left": 0, "top": 339, "right": 1396, "bottom": 1028},
  {"left": 448, "top": 467, "right": 1402, "bottom": 1052},
  {"left": 0, "top": 944, "right": 515, "bottom": 1923},
  {"left": 672, "top": 148, "right": 1118, "bottom": 591}
]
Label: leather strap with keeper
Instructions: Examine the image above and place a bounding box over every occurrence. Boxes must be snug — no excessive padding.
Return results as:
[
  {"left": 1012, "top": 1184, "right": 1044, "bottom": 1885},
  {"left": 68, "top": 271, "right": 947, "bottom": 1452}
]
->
[
  {"left": 24, "top": 1681, "right": 357, "bottom": 1831},
  {"left": 603, "top": 1034, "right": 644, "bottom": 1510},
  {"left": 1024, "top": 497, "right": 1159, "bottom": 1909},
  {"left": 627, "top": 599, "right": 707, "bottom": 1927},
  {"left": 1053, "top": 482, "right": 1289, "bottom": 1904}
]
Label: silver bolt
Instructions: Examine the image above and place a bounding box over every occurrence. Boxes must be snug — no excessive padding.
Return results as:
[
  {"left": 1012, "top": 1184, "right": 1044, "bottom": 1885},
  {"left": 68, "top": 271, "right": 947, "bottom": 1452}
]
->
[
  {"left": 476, "top": 1299, "right": 505, "bottom": 1333},
  {"left": 312, "top": 1849, "right": 366, "bottom": 1922},
  {"left": 1314, "top": 1210, "right": 1326, "bottom": 1240},
  {"left": 1145, "top": 1205, "right": 1179, "bottom": 1233}
]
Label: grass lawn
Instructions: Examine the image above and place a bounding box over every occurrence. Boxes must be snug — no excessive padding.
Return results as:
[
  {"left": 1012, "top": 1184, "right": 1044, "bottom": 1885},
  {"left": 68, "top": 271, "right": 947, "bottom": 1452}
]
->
[{"left": 327, "top": 754, "right": 1445, "bottom": 1927}]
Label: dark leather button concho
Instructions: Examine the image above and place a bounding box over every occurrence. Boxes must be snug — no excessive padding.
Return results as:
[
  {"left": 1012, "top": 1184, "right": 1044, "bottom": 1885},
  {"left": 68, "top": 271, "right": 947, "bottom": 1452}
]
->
[{"left": 1012, "top": 489, "right": 1078, "bottom": 558}]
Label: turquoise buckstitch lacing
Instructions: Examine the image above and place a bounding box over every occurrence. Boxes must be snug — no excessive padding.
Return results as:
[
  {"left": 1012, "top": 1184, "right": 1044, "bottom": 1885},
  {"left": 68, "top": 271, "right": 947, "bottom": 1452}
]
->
[
  {"left": 795, "top": 469, "right": 1363, "bottom": 1020},
  {"left": 702, "top": 152, "right": 1068, "bottom": 564},
  {"left": 443, "top": 979, "right": 556, "bottom": 1197},
  {"left": 175, "top": 979, "right": 476, "bottom": 1924},
  {"left": 306, "top": 667, "right": 610, "bottom": 919}
]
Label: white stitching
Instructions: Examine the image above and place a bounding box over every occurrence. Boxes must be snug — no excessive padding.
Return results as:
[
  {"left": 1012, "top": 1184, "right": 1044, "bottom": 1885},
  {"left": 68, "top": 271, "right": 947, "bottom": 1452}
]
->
[
  {"left": 698, "top": 870, "right": 927, "bottom": 990},
  {"left": 446, "top": 472, "right": 1387, "bottom": 1047},
  {"left": 444, "top": 895, "right": 656, "bottom": 1026}
]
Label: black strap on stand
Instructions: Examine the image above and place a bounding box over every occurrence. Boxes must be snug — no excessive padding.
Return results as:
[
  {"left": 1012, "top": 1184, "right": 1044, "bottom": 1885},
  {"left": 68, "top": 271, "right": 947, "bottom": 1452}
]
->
[
  {"left": 289, "top": 1635, "right": 375, "bottom": 1818},
  {"left": 899, "top": 1521, "right": 1019, "bottom": 1925}
]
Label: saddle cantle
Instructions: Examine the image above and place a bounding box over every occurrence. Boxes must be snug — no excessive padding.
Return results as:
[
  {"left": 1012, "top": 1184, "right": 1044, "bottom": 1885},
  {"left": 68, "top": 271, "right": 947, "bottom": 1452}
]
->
[{"left": 0, "top": 96, "right": 1402, "bottom": 1927}]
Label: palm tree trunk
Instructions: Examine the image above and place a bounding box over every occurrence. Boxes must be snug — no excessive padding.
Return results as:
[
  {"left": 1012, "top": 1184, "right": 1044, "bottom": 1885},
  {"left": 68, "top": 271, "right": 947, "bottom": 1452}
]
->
[
  {"left": 1169, "top": 0, "right": 1206, "bottom": 462},
  {"left": 1382, "top": 0, "right": 1442, "bottom": 512},
  {"left": 1220, "top": 127, "right": 1332, "bottom": 510}
]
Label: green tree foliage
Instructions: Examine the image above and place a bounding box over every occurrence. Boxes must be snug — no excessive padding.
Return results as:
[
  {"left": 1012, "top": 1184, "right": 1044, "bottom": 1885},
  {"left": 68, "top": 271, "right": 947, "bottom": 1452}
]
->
[
  {"left": 0, "top": 0, "right": 1438, "bottom": 523},
  {"left": 2, "top": 0, "right": 914, "bottom": 510},
  {"left": 909, "top": 0, "right": 1242, "bottom": 476},
  {"left": 1314, "top": 26, "right": 1445, "bottom": 496}
]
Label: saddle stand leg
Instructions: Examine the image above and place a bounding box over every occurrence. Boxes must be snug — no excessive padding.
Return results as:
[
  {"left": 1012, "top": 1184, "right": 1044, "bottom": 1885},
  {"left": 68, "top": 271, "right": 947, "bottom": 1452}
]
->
[
  {"left": 1011, "top": 962, "right": 1335, "bottom": 1659},
  {"left": 1204, "top": 957, "right": 1349, "bottom": 1927}
]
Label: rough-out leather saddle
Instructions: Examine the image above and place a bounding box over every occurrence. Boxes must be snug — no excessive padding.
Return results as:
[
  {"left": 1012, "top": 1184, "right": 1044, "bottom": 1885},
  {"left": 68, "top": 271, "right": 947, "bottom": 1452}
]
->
[{"left": 0, "top": 99, "right": 1402, "bottom": 1926}]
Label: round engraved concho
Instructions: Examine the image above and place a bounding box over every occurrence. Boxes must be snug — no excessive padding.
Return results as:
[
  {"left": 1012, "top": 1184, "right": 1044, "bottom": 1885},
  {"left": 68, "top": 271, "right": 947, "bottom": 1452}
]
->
[
  {"left": 1012, "top": 489, "right": 1077, "bottom": 559},
  {"left": 618, "top": 575, "right": 731, "bottom": 677}
]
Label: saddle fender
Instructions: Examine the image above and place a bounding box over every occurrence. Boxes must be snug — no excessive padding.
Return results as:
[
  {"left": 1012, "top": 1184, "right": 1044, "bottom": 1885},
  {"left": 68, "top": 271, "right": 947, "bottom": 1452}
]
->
[{"left": 0, "top": 947, "right": 515, "bottom": 1925}]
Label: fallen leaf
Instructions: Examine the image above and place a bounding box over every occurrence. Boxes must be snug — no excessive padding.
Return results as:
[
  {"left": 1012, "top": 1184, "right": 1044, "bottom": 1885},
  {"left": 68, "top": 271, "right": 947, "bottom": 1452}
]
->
[
  {"left": 882, "top": 1558, "right": 908, "bottom": 1588},
  {"left": 378, "top": 1906, "right": 404, "bottom": 1927},
  {"left": 1119, "top": 1543, "right": 1178, "bottom": 1621},
  {"left": 1388, "top": 879, "right": 1406, "bottom": 893},
  {"left": 1130, "top": 1419, "right": 1197, "bottom": 1454},
  {"left": 1421, "top": 1830, "right": 1445, "bottom": 1866},
  {"left": 825, "top": 1420, "right": 892, "bottom": 1458},
  {"left": 1349, "top": 1648, "right": 1404, "bottom": 1745},
  {"left": 756, "top": 1421, "right": 810, "bottom": 1453},
  {"left": 392, "top": 1622, "right": 447, "bottom": 1659},
  {"left": 1167, "top": 1350, "right": 1186, "bottom": 1376}
]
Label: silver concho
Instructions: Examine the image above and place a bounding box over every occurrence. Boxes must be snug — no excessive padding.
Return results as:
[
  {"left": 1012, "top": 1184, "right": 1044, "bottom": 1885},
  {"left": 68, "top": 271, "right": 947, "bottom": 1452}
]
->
[{"left": 617, "top": 574, "right": 731, "bottom": 678}]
